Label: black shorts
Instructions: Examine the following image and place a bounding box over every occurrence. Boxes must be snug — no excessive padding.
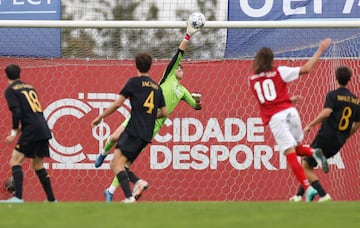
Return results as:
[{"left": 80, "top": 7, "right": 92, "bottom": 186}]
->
[
  {"left": 311, "top": 136, "right": 342, "bottom": 159},
  {"left": 305, "top": 135, "right": 342, "bottom": 168},
  {"left": 115, "top": 131, "right": 149, "bottom": 163},
  {"left": 15, "top": 140, "right": 50, "bottom": 158}
]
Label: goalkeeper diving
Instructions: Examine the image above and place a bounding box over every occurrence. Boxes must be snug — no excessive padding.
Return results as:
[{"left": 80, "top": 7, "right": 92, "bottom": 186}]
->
[{"left": 94, "top": 18, "right": 203, "bottom": 202}]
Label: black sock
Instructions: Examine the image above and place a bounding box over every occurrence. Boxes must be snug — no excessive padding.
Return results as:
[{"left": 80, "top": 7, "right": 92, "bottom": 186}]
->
[
  {"left": 116, "top": 170, "right": 132, "bottom": 198},
  {"left": 125, "top": 167, "right": 139, "bottom": 184},
  {"left": 36, "top": 168, "right": 56, "bottom": 201},
  {"left": 296, "top": 185, "right": 305, "bottom": 196},
  {"left": 12, "top": 166, "right": 23, "bottom": 199},
  {"left": 311, "top": 180, "right": 326, "bottom": 197}
]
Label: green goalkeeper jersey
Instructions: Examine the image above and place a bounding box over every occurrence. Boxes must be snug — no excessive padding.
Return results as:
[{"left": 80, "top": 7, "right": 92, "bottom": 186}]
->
[
  {"left": 121, "top": 48, "right": 198, "bottom": 137},
  {"left": 153, "top": 48, "right": 198, "bottom": 135}
]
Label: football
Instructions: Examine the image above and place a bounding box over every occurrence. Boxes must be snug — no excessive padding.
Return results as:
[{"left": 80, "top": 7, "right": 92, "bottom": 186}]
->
[{"left": 188, "top": 12, "right": 206, "bottom": 29}]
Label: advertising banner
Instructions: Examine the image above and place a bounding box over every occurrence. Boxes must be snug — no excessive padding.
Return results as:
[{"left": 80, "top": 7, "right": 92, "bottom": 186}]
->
[
  {"left": 226, "top": 0, "right": 360, "bottom": 58},
  {"left": 0, "top": 0, "right": 61, "bottom": 57}
]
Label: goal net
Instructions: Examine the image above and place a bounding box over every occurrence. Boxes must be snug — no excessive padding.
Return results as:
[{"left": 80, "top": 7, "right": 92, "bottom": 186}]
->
[{"left": 0, "top": 1, "right": 359, "bottom": 202}]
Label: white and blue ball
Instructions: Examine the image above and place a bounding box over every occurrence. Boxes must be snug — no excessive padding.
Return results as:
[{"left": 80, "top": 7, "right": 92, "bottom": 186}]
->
[{"left": 189, "top": 12, "right": 206, "bottom": 29}]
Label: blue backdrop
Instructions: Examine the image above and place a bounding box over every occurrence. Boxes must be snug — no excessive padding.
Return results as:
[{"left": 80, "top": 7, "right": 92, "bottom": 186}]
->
[
  {"left": 0, "top": 1, "right": 61, "bottom": 57},
  {"left": 226, "top": 0, "right": 360, "bottom": 58}
]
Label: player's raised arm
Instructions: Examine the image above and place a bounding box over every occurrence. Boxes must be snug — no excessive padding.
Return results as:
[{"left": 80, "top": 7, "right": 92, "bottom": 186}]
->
[
  {"left": 160, "top": 18, "right": 201, "bottom": 84},
  {"left": 304, "top": 108, "right": 332, "bottom": 134},
  {"left": 300, "top": 38, "right": 331, "bottom": 75},
  {"left": 179, "top": 18, "right": 199, "bottom": 51}
]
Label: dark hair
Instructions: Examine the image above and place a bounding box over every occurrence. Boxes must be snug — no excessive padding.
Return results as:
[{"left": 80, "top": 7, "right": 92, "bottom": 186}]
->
[
  {"left": 5, "top": 64, "right": 21, "bottom": 80},
  {"left": 252, "top": 47, "right": 274, "bottom": 74},
  {"left": 135, "top": 52, "right": 152, "bottom": 73},
  {"left": 335, "top": 66, "right": 352, "bottom": 86}
]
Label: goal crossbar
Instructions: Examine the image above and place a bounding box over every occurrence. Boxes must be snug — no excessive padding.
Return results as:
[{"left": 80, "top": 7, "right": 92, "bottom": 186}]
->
[{"left": 0, "top": 20, "right": 359, "bottom": 28}]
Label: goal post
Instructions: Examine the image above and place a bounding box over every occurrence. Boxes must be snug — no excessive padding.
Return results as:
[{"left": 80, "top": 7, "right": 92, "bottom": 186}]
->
[{"left": 0, "top": 19, "right": 359, "bottom": 202}]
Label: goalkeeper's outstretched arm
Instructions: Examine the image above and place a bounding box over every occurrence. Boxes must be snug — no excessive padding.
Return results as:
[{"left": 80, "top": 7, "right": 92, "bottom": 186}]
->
[
  {"left": 160, "top": 20, "right": 199, "bottom": 84},
  {"left": 180, "top": 18, "right": 199, "bottom": 51}
]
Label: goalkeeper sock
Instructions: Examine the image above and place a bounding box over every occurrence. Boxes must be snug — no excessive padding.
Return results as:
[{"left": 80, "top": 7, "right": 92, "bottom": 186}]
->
[
  {"left": 108, "top": 176, "right": 120, "bottom": 194},
  {"left": 36, "top": 168, "right": 56, "bottom": 202},
  {"left": 286, "top": 152, "right": 310, "bottom": 190},
  {"left": 12, "top": 165, "right": 23, "bottom": 199},
  {"left": 102, "top": 137, "right": 115, "bottom": 155},
  {"left": 116, "top": 170, "right": 132, "bottom": 198},
  {"left": 295, "top": 144, "right": 313, "bottom": 157}
]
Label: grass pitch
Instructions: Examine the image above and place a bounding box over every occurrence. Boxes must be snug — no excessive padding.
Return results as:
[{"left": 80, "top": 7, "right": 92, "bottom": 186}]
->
[{"left": 0, "top": 201, "right": 359, "bottom": 228}]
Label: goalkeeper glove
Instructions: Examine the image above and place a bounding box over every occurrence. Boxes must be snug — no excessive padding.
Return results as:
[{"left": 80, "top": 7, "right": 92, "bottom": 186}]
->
[
  {"left": 191, "top": 92, "right": 202, "bottom": 110},
  {"left": 184, "top": 20, "right": 199, "bottom": 41},
  {"left": 191, "top": 92, "right": 201, "bottom": 102}
]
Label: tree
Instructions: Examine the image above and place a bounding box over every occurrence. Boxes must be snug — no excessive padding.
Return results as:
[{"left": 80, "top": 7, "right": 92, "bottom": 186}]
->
[
  {"left": 61, "top": 2, "right": 98, "bottom": 58},
  {"left": 61, "top": 0, "right": 220, "bottom": 59}
]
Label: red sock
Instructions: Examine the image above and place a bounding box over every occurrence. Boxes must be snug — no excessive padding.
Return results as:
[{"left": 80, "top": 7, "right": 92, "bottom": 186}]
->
[
  {"left": 295, "top": 144, "right": 313, "bottom": 157},
  {"left": 286, "top": 152, "right": 310, "bottom": 190}
]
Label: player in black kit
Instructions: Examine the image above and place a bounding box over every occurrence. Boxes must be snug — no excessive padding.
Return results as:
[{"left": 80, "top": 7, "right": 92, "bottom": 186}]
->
[
  {"left": 91, "top": 52, "right": 167, "bottom": 203},
  {"left": 1, "top": 64, "right": 56, "bottom": 203},
  {"left": 289, "top": 66, "right": 360, "bottom": 202}
]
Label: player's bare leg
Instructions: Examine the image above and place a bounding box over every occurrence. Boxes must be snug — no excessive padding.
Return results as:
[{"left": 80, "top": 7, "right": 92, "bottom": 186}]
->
[
  {"left": 284, "top": 148, "right": 317, "bottom": 202},
  {"left": 104, "top": 161, "right": 147, "bottom": 202},
  {"left": 110, "top": 149, "right": 135, "bottom": 203},
  {"left": 0, "top": 150, "right": 25, "bottom": 203},
  {"left": 290, "top": 159, "right": 331, "bottom": 202}
]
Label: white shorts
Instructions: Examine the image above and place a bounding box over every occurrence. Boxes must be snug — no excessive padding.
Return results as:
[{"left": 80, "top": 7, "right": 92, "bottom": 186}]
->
[{"left": 268, "top": 107, "right": 304, "bottom": 154}]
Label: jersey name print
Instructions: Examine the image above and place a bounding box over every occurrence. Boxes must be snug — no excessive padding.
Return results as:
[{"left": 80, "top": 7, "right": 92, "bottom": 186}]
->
[
  {"left": 249, "top": 67, "right": 296, "bottom": 125},
  {"left": 5, "top": 80, "right": 51, "bottom": 142}
]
